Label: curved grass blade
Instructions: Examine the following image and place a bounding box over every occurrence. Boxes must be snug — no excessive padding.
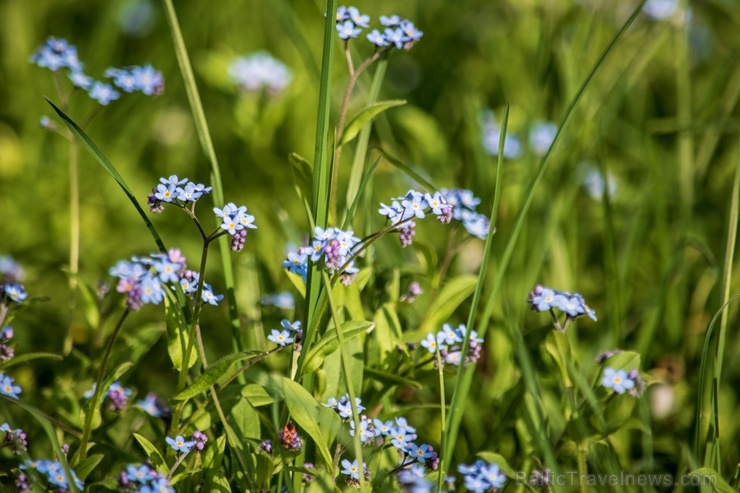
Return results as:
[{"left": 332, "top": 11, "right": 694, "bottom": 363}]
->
[
  {"left": 369, "top": 146, "right": 437, "bottom": 192},
  {"left": 339, "top": 100, "right": 406, "bottom": 147},
  {"left": 441, "top": 105, "right": 508, "bottom": 474},
  {"left": 46, "top": 99, "right": 166, "bottom": 253},
  {"left": 342, "top": 155, "right": 381, "bottom": 230},
  {"left": 161, "top": 0, "right": 242, "bottom": 354},
  {"left": 345, "top": 57, "right": 389, "bottom": 213},
  {"left": 4, "top": 396, "right": 81, "bottom": 493},
  {"left": 442, "top": 0, "right": 647, "bottom": 473}
]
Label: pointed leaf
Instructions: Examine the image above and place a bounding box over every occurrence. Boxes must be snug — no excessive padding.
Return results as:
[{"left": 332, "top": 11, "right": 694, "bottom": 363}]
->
[
  {"left": 165, "top": 295, "right": 197, "bottom": 371},
  {"left": 46, "top": 99, "right": 166, "bottom": 253},
  {"left": 301, "top": 320, "right": 373, "bottom": 375},
  {"left": 0, "top": 352, "right": 62, "bottom": 371},
  {"left": 173, "top": 351, "right": 264, "bottom": 401},
  {"left": 339, "top": 100, "right": 406, "bottom": 146},
  {"left": 133, "top": 433, "right": 168, "bottom": 475},
  {"left": 419, "top": 275, "right": 478, "bottom": 333},
  {"left": 282, "top": 378, "right": 334, "bottom": 467}
]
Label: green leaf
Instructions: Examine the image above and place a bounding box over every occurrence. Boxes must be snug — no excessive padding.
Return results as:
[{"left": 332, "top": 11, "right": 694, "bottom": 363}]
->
[
  {"left": 81, "top": 362, "right": 133, "bottom": 431},
  {"left": 364, "top": 367, "right": 421, "bottom": 389},
  {"left": 339, "top": 100, "right": 406, "bottom": 146},
  {"left": 419, "top": 275, "right": 478, "bottom": 333},
  {"left": 476, "top": 451, "right": 515, "bottom": 477},
  {"left": 173, "top": 351, "right": 265, "bottom": 401},
  {"left": 544, "top": 331, "right": 573, "bottom": 387},
  {"left": 46, "top": 100, "right": 166, "bottom": 253},
  {"left": 370, "top": 147, "right": 437, "bottom": 192},
  {"left": 74, "top": 454, "right": 104, "bottom": 481},
  {"left": 301, "top": 320, "right": 373, "bottom": 375},
  {"left": 601, "top": 351, "right": 641, "bottom": 372},
  {"left": 133, "top": 433, "right": 168, "bottom": 475},
  {"left": 165, "top": 295, "right": 197, "bottom": 372},
  {"left": 242, "top": 384, "right": 274, "bottom": 407},
  {"left": 687, "top": 468, "right": 734, "bottom": 493},
  {"left": 3, "top": 397, "right": 81, "bottom": 493},
  {"left": 0, "top": 352, "right": 62, "bottom": 371},
  {"left": 290, "top": 152, "right": 313, "bottom": 201},
  {"left": 228, "top": 397, "right": 261, "bottom": 441},
  {"left": 282, "top": 378, "right": 334, "bottom": 467}
]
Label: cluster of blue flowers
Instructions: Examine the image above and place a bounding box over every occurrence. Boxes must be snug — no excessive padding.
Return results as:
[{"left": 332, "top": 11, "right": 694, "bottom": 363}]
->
[
  {"left": 83, "top": 380, "right": 132, "bottom": 411},
  {"left": 480, "top": 111, "right": 559, "bottom": 160},
  {"left": 147, "top": 175, "right": 212, "bottom": 213},
  {"left": 283, "top": 227, "right": 361, "bottom": 284},
  {"left": 118, "top": 463, "right": 174, "bottom": 493},
  {"left": 1, "top": 422, "right": 28, "bottom": 456},
  {"left": 30, "top": 36, "right": 163, "bottom": 106},
  {"left": 335, "top": 6, "right": 423, "bottom": 50},
  {"left": 1, "top": 255, "right": 28, "bottom": 306},
  {"left": 439, "top": 189, "right": 492, "bottom": 240},
  {"left": 109, "top": 249, "right": 223, "bottom": 311},
  {"left": 136, "top": 392, "right": 171, "bottom": 419},
  {"left": 18, "top": 459, "right": 84, "bottom": 492},
  {"left": 324, "top": 395, "right": 443, "bottom": 487},
  {"left": 268, "top": 319, "right": 302, "bottom": 348},
  {"left": 378, "top": 190, "right": 453, "bottom": 247},
  {"left": 528, "top": 285, "right": 597, "bottom": 322},
  {"left": 419, "top": 323, "right": 484, "bottom": 367},
  {"left": 213, "top": 202, "right": 257, "bottom": 252},
  {"left": 458, "top": 459, "right": 507, "bottom": 492},
  {"left": 228, "top": 51, "right": 292, "bottom": 95}
]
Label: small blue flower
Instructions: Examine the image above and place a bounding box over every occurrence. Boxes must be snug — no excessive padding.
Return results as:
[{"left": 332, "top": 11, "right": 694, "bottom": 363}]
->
[
  {"left": 132, "top": 64, "right": 164, "bottom": 96},
  {"left": 602, "top": 367, "right": 635, "bottom": 394},
  {"left": 399, "top": 20, "right": 423, "bottom": 42},
  {"left": 347, "top": 7, "right": 370, "bottom": 28},
  {"left": 529, "top": 121, "right": 558, "bottom": 156},
  {"left": 126, "top": 464, "right": 156, "bottom": 483},
  {"left": 335, "top": 6, "right": 350, "bottom": 22},
  {"left": 4, "top": 283, "right": 28, "bottom": 302},
  {"left": 384, "top": 27, "right": 406, "bottom": 49},
  {"left": 337, "top": 20, "right": 362, "bottom": 40},
  {"left": 341, "top": 458, "right": 361, "bottom": 479},
  {"left": 366, "top": 29, "right": 388, "bottom": 47},
  {"left": 420, "top": 333, "right": 440, "bottom": 353},
  {"left": 373, "top": 419, "right": 393, "bottom": 436},
  {"left": 166, "top": 434, "right": 195, "bottom": 453},
  {"left": 136, "top": 393, "right": 162, "bottom": 418},
  {"left": 379, "top": 14, "right": 402, "bottom": 27},
  {"left": 268, "top": 329, "right": 294, "bottom": 347},
  {"left": 68, "top": 71, "right": 93, "bottom": 90},
  {"left": 88, "top": 82, "right": 121, "bottom": 105},
  {"left": 281, "top": 319, "right": 302, "bottom": 332},
  {"left": 406, "top": 443, "right": 433, "bottom": 463},
  {"left": 0, "top": 373, "right": 22, "bottom": 399},
  {"left": 529, "top": 286, "right": 557, "bottom": 312},
  {"left": 201, "top": 284, "right": 224, "bottom": 306}
]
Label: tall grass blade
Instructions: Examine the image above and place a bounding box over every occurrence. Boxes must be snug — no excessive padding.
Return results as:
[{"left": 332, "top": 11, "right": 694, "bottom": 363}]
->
[
  {"left": 442, "top": 104, "right": 507, "bottom": 472},
  {"left": 441, "top": 0, "right": 647, "bottom": 471},
  {"left": 47, "top": 99, "right": 167, "bottom": 253},
  {"left": 161, "top": 0, "right": 242, "bottom": 354}
]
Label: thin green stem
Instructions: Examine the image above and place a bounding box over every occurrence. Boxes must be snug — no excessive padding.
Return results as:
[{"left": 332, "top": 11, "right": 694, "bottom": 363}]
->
[
  {"left": 321, "top": 271, "right": 365, "bottom": 490},
  {"left": 77, "top": 308, "right": 130, "bottom": 463},
  {"left": 435, "top": 348, "right": 447, "bottom": 493}
]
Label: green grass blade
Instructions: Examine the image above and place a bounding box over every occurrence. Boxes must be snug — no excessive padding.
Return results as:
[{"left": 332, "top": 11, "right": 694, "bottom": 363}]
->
[
  {"left": 345, "top": 57, "right": 388, "bottom": 211},
  {"left": 369, "top": 146, "right": 437, "bottom": 191},
  {"left": 299, "top": 0, "right": 337, "bottom": 386},
  {"left": 442, "top": 104, "right": 508, "bottom": 472},
  {"left": 696, "top": 138, "right": 740, "bottom": 467},
  {"left": 161, "top": 0, "right": 242, "bottom": 353},
  {"left": 441, "top": 0, "right": 647, "bottom": 471},
  {"left": 342, "top": 155, "right": 381, "bottom": 230},
  {"left": 47, "top": 99, "right": 167, "bottom": 253}
]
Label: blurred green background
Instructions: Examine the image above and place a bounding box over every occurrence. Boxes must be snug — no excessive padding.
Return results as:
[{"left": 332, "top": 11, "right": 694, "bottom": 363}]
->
[{"left": 2, "top": 0, "right": 740, "bottom": 483}]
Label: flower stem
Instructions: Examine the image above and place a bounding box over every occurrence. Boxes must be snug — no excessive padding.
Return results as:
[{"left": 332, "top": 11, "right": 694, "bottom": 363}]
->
[
  {"left": 76, "top": 308, "right": 130, "bottom": 464},
  {"left": 435, "top": 347, "right": 447, "bottom": 492}
]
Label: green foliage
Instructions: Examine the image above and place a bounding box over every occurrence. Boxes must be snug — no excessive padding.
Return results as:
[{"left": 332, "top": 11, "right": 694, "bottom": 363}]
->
[{"left": 3, "top": 0, "right": 740, "bottom": 491}]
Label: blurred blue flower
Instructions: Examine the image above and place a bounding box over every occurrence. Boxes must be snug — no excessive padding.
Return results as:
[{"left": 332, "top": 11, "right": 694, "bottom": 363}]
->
[
  {"left": 602, "top": 367, "right": 635, "bottom": 394},
  {"left": 0, "top": 373, "right": 21, "bottom": 399},
  {"left": 229, "top": 52, "right": 292, "bottom": 95},
  {"left": 88, "top": 82, "right": 121, "bottom": 105},
  {"left": 337, "top": 20, "right": 362, "bottom": 39},
  {"left": 529, "top": 121, "right": 558, "bottom": 156}
]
